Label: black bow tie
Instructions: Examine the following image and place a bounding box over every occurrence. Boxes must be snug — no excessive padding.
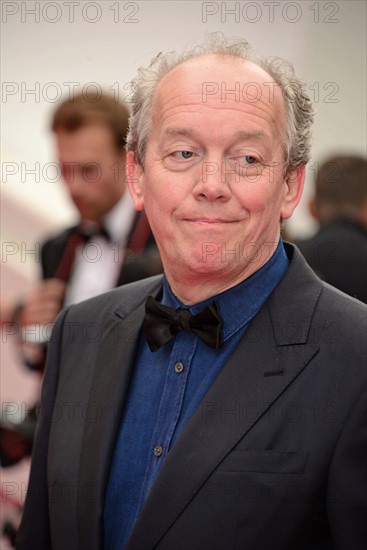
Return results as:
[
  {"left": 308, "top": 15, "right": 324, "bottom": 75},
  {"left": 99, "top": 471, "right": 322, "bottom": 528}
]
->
[{"left": 143, "top": 295, "right": 224, "bottom": 352}]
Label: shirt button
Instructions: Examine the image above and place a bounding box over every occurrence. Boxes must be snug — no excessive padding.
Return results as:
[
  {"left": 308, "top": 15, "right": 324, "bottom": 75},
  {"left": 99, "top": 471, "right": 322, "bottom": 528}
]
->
[
  {"left": 153, "top": 444, "right": 163, "bottom": 457},
  {"left": 174, "top": 362, "right": 184, "bottom": 374}
]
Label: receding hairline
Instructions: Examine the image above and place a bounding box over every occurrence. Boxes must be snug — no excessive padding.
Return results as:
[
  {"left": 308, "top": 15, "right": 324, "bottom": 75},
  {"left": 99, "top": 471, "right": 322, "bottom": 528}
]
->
[
  {"left": 153, "top": 52, "right": 282, "bottom": 97},
  {"left": 151, "top": 53, "right": 286, "bottom": 115},
  {"left": 150, "top": 54, "right": 286, "bottom": 145}
]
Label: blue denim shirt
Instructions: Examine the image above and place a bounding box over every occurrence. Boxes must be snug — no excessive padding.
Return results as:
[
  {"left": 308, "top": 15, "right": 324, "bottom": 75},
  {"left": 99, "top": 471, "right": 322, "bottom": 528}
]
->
[{"left": 104, "top": 240, "right": 289, "bottom": 549}]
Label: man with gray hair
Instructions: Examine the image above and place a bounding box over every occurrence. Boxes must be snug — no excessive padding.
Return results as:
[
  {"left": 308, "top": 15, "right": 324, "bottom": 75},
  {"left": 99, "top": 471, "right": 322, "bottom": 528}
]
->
[{"left": 17, "top": 34, "right": 366, "bottom": 550}]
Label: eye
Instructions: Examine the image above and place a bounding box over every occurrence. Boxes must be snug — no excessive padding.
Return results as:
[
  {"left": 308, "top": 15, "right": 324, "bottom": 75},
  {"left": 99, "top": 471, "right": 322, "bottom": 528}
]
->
[
  {"left": 231, "top": 155, "right": 259, "bottom": 167},
  {"left": 174, "top": 151, "right": 194, "bottom": 160},
  {"left": 244, "top": 156, "right": 257, "bottom": 164}
]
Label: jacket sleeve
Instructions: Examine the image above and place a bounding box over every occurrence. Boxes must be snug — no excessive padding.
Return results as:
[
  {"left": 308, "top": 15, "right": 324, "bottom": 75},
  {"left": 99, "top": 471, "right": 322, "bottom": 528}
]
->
[
  {"left": 327, "top": 386, "right": 367, "bottom": 550},
  {"left": 16, "top": 307, "right": 70, "bottom": 550}
]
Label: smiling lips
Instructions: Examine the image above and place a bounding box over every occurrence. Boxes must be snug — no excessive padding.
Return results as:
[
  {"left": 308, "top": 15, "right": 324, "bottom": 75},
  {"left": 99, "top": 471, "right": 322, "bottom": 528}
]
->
[{"left": 183, "top": 217, "right": 238, "bottom": 225}]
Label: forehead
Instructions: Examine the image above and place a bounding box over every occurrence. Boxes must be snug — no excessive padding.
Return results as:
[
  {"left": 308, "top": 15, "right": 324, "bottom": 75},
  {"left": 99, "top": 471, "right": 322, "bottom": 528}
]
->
[{"left": 151, "top": 54, "right": 285, "bottom": 130}]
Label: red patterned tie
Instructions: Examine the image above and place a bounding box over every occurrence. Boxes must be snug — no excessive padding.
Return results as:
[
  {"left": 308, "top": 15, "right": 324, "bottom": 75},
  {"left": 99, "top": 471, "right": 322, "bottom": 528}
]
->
[{"left": 54, "top": 229, "right": 89, "bottom": 283}]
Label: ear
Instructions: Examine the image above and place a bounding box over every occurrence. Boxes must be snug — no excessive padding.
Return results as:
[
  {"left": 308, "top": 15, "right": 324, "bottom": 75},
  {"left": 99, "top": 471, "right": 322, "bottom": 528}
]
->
[
  {"left": 126, "top": 151, "right": 145, "bottom": 211},
  {"left": 280, "top": 165, "right": 306, "bottom": 220},
  {"left": 309, "top": 197, "right": 320, "bottom": 222}
]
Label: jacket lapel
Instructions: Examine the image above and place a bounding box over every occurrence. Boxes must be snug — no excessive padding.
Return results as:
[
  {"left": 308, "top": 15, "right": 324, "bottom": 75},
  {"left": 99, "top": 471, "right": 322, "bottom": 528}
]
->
[
  {"left": 126, "top": 246, "right": 323, "bottom": 550},
  {"left": 77, "top": 277, "right": 162, "bottom": 549}
]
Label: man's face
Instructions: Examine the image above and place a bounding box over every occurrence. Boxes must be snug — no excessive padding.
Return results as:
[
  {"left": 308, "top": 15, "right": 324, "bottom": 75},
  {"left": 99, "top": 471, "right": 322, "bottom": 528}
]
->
[
  {"left": 56, "top": 123, "right": 126, "bottom": 222},
  {"left": 128, "top": 55, "right": 304, "bottom": 293}
]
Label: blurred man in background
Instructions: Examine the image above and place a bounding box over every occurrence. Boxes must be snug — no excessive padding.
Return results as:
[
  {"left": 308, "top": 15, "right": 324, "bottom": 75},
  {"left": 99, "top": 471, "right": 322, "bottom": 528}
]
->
[
  {"left": 297, "top": 154, "right": 367, "bottom": 302},
  {"left": 1, "top": 92, "right": 161, "bottom": 468},
  {"left": 24, "top": 91, "right": 161, "bottom": 353}
]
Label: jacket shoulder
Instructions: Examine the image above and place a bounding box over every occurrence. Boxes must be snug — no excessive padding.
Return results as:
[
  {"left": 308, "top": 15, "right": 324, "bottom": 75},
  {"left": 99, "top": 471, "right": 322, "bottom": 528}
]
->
[
  {"left": 62, "top": 274, "right": 163, "bottom": 321},
  {"left": 42, "top": 226, "right": 76, "bottom": 249},
  {"left": 270, "top": 243, "right": 366, "bottom": 344},
  {"left": 317, "top": 281, "right": 366, "bottom": 332}
]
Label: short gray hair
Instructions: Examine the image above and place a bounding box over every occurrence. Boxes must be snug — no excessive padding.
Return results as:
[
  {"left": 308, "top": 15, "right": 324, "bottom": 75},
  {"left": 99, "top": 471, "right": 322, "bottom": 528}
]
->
[{"left": 126, "top": 33, "right": 314, "bottom": 174}]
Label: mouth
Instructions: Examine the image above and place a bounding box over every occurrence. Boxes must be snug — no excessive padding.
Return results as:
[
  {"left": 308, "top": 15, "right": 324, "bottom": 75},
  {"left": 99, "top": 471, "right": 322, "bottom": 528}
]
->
[{"left": 183, "top": 217, "right": 237, "bottom": 225}]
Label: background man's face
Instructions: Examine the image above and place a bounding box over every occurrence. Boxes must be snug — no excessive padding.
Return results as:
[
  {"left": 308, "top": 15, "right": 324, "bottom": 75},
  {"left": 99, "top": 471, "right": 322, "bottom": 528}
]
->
[
  {"left": 129, "top": 55, "right": 304, "bottom": 289},
  {"left": 56, "top": 123, "right": 126, "bottom": 222}
]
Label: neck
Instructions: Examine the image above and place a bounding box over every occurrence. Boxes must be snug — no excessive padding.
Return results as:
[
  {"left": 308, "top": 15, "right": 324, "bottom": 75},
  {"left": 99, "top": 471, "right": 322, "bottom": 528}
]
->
[{"left": 164, "top": 256, "right": 271, "bottom": 305}]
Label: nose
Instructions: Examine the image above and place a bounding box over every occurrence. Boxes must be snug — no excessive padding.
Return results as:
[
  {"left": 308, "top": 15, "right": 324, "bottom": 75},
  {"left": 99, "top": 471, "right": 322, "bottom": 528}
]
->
[
  {"left": 62, "top": 164, "right": 87, "bottom": 195},
  {"left": 65, "top": 179, "right": 85, "bottom": 206},
  {"left": 193, "top": 160, "right": 232, "bottom": 202}
]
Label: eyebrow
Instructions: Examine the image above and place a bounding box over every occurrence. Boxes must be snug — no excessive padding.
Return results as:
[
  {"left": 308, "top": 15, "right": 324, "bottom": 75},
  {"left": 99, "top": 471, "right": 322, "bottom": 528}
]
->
[
  {"left": 233, "top": 130, "right": 265, "bottom": 141},
  {"left": 163, "top": 127, "right": 196, "bottom": 138},
  {"left": 163, "top": 127, "right": 265, "bottom": 141}
]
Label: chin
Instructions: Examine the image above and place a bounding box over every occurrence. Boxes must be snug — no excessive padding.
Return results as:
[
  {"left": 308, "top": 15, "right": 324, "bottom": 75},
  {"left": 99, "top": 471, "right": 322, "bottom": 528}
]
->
[{"left": 183, "top": 255, "right": 234, "bottom": 276}]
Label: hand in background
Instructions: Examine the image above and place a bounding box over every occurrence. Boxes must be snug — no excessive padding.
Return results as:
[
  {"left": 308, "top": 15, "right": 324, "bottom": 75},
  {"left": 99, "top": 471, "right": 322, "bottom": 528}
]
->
[{"left": 18, "top": 278, "right": 67, "bottom": 327}]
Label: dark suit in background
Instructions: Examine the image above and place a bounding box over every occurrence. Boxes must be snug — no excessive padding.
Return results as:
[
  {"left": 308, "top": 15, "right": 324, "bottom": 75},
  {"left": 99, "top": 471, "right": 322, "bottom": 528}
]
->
[
  {"left": 297, "top": 218, "right": 367, "bottom": 303},
  {"left": 41, "top": 212, "right": 160, "bottom": 287},
  {"left": 297, "top": 155, "right": 367, "bottom": 303}
]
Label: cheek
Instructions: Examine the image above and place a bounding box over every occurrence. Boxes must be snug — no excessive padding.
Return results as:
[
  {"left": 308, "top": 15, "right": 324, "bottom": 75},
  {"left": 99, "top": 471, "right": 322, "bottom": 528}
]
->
[
  {"left": 142, "top": 170, "right": 185, "bottom": 212},
  {"left": 240, "top": 175, "right": 286, "bottom": 213},
  {"left": 142, "top": 187, "right": 172, "bottom": 229},
  {"left": 236, "top": 185, "right": 275, "bottom": 213}
]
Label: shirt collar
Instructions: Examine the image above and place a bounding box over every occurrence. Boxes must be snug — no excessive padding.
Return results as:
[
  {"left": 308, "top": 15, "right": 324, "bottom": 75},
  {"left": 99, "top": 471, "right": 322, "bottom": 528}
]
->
[
  {"left": 79, "top": 191, "right": 137, "bottom": 243},
  {"left": 103, "top": 191, "right": 137, "bottom": 243},
  {"left": 162, "top": 239, "right": 289, "bottom": 342}
]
